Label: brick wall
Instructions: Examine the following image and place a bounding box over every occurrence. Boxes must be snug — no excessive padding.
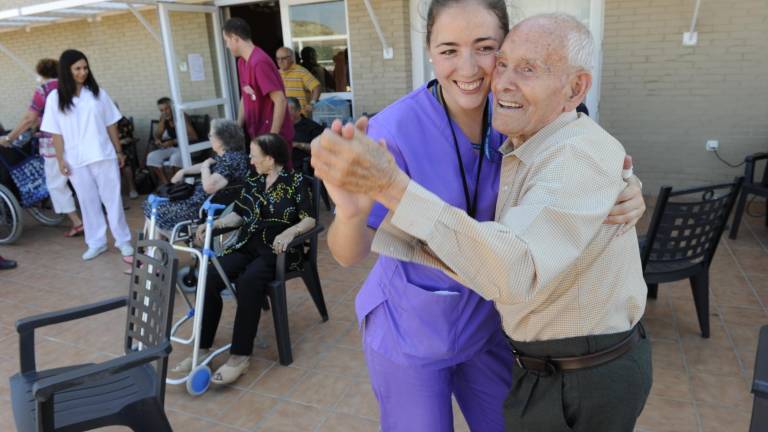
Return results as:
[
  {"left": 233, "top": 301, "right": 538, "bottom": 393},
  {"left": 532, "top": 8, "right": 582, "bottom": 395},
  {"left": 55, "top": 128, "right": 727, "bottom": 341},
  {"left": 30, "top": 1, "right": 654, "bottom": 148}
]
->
[
  {"left": 600, "top": 0, "right": 768, "bottom": 192},
  {"left": 0, "top": 10, "right": 219, "bottom": 157},
  {"left": 347, "top": 0, "right": 412, "bottom": 116}
]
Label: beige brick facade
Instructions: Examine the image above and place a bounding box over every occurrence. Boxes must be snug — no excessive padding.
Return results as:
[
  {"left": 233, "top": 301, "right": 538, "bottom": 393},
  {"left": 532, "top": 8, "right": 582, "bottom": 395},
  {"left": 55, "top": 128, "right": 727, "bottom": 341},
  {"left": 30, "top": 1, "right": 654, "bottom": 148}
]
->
[
  {"left": 0, "top": 9, "right": 220, "bottom": 154},
  {"left": 600, "top": 0, "right": 768, "bottom": 192},
  {"left": 347, "top": 0, "right": 412, "bottom": 115}
]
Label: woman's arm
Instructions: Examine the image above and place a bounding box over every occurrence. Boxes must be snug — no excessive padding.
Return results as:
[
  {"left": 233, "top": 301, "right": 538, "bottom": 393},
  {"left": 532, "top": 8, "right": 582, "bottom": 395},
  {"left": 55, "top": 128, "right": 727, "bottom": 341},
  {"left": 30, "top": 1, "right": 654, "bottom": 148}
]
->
[
  {"left": 273, "top": 216, "right": 317, "bottom": 254},
  {"left": 327, "top": 216, "right": 375, "bottom": 267},
  {"left": 196, "top": 211, "right": 243, "bottom": 243},
  {"left": 52, "top": 133, "right": 69, "bottom": 176},
  {"left": 107, "top": 123, "right": 125, "bottom": 167},
  {"left": 200, "top": 159, "right": 228, "bottom": 194},
  {"left": 1, "top": 111, "right": 39, "bottom": 145}
]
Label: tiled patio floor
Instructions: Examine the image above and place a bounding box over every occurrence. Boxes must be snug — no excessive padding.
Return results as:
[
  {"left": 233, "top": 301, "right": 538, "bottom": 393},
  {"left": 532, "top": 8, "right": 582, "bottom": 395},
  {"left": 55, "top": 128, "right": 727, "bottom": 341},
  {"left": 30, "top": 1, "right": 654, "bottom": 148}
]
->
[{"left": 0, "top": 196, "right": 766, "bottom": 431}]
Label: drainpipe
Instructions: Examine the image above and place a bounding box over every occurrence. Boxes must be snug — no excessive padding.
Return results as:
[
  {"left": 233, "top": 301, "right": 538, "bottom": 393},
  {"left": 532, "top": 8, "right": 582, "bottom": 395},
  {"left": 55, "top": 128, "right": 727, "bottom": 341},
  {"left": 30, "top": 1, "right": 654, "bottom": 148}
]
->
[{"left": 362, "top": 0, "right": 394, "bottom": 59}]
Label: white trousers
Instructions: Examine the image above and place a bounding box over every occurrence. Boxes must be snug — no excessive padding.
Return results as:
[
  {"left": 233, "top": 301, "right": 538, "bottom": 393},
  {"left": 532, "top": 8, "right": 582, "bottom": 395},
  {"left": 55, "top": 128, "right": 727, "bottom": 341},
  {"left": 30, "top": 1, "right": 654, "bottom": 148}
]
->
[
  {"left": 67, "top": 159, "right": 132, "bottom": 249},
  {"left": 146, "top": 147, "right": 182, "bottom": 168},
  {"left": 43, "top": 157, "right": 76, "bottom": 214}
]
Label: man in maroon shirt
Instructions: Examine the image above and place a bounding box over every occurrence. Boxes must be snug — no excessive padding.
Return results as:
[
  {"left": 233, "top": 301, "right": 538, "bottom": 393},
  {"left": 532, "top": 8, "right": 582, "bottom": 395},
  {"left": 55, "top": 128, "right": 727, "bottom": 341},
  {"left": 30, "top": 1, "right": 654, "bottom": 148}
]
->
[{"left": 223, "top": 18, "right": 294, "bottom": 168}]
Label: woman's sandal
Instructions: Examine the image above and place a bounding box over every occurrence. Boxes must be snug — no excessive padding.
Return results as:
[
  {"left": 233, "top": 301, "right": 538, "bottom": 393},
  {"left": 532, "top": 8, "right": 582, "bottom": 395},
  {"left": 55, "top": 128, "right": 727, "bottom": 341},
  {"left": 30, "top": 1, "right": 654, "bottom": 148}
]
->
[
  {"left": 64, "top": 225, "right": 84, "bottom": 238},
  {"left": 211, "top": 356, "right": 249, "bottom": 385}
]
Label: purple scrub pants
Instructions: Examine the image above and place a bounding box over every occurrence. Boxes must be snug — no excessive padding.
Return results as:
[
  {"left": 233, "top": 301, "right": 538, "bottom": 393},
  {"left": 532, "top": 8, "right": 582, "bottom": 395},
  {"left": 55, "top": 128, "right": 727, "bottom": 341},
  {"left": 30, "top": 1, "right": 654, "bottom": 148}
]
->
[{"left": 365, "top": 329, "right": 513, "bottom": 431}]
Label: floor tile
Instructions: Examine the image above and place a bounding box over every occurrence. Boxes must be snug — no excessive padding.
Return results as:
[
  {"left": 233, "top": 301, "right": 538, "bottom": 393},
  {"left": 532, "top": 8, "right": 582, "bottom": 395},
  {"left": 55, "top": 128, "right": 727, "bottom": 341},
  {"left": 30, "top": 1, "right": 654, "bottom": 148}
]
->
[
  {"left": 689, "top": 372, "right": 752, "bottom": 409},
  {"left": 254, "top": 400, "right": 325, "bottom": 432},
  {"left": 635, "top": 397, "right": 699, "bottom": 432},
  {"left": 317, "top": 413, "right": 379, "bottom": 432}
]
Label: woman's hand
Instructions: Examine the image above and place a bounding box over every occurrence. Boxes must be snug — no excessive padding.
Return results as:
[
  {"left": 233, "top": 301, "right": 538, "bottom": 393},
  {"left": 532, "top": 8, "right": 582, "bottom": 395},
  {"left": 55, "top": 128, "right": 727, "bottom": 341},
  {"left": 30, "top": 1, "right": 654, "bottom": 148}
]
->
[
  {"left": 58, "top": 159, "right": 70, "bottom": 176},
  {"left": 195, "top": 224, "right": 207, "bottom": 244},
  {"left": 272, "top": 229, "right": 297, "bottom": 254},
  {"left": 170, "top": 170, "right": 185, "bottom": 184},
  {"left": 605, "top": 175, "right": 645, "bottom": 235}
]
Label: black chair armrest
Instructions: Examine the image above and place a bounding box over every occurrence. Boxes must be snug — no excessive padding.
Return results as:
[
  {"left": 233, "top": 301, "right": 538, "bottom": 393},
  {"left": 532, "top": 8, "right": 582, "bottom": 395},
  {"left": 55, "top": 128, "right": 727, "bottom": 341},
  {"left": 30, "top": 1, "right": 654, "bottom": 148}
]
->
[
  {"left": 744, "top": 153, "right": 768, "bottom": 184},
  {"left": 16, "top": 296, "right": 127, "bottom": 374},
  {"left": 32, "top": 341, "right": 171, "bottom": 402},
  {"left": 753, "top": 325, "right": 768, "bottom": 397}
]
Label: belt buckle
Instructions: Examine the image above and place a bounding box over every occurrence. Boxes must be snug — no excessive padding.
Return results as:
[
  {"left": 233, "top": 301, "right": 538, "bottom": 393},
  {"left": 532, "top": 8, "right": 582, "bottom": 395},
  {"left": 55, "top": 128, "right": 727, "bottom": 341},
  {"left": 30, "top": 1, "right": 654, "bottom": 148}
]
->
[{"left": 515, "top": 354, "right": 557, "bottom": 377}]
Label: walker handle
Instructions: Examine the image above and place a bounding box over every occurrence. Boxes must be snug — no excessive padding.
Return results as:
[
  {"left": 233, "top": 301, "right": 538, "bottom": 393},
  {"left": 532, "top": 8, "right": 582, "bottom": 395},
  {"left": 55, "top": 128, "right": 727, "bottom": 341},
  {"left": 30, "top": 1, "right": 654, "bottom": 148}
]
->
[
  {"left": 147, "top": 194, "right": 170, "bottom": 210},
  {"left": 202, "top": 198, "right": 226, "bottom": 218}
]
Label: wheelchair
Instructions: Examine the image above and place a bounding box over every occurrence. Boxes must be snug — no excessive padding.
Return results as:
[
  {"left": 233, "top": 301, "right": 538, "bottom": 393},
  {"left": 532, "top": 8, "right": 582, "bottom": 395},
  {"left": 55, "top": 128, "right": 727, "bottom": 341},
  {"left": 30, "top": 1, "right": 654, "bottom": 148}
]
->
[{"left": 0, "top": 133, "right": 66, "bottom": 244}]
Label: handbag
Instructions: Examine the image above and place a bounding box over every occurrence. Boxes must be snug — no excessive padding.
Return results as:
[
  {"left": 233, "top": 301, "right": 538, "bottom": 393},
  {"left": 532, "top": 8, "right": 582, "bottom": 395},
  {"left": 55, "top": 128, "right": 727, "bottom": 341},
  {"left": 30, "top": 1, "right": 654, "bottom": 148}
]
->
[
  {"left": 0, "top": 147, "right": 49, "bottom": 207},
  {"left": 155, "top": 182, "right": 195, "bottom": 201}
]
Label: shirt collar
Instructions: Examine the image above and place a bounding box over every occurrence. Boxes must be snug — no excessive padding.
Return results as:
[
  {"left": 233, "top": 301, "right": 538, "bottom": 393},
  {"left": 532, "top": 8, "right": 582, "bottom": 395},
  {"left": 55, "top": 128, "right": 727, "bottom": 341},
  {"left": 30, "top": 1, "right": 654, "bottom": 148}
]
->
[{"left": 498, "top": 110, "right": 579, "bottom": 163}]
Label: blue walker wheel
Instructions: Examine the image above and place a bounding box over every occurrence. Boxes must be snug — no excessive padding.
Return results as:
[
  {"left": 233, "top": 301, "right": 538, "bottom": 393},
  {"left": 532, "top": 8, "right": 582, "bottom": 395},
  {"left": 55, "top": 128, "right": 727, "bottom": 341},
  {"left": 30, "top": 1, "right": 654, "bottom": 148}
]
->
[{"left": 186, "top": 365, "right": 211, "bottom": 396}]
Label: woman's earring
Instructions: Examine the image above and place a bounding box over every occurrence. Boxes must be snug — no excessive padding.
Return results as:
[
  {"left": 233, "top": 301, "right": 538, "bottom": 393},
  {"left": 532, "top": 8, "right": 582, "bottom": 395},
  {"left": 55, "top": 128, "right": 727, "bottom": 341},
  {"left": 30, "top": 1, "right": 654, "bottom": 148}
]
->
[{"left": 428, "top": 58, "right": 433, "bottom": 63}]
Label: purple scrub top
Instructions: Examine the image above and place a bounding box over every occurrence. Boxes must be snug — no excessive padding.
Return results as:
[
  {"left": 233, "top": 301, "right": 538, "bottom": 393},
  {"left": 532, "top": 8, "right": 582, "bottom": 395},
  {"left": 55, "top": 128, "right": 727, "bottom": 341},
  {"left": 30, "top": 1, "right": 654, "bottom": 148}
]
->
[{"left": 356, "top": 84, "right": 505, "bottom": 368}]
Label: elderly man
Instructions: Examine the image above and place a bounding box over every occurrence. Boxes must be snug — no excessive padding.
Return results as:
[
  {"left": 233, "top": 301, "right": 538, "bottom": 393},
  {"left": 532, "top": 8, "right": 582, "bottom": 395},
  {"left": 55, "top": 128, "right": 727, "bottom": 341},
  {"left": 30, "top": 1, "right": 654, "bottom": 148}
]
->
[
  {"left": 287, "top": 97, "right": 324, "bottom": 170},
  {"left": 276, "top": 47, "right": 321, "bottom": 116},
  {"left": 312, "top": 13, "right": 650, "bottom": 431}
]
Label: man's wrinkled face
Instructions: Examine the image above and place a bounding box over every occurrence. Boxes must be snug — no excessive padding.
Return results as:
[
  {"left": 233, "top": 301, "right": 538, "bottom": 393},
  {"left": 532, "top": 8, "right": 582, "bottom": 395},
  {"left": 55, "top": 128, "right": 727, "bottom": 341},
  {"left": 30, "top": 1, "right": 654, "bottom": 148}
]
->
[
  {"left": 276, "top": 48, "right": 294, "bottom": 70},
  {"left": 491, "top": 23, "right": 574, "bottom": 143}
]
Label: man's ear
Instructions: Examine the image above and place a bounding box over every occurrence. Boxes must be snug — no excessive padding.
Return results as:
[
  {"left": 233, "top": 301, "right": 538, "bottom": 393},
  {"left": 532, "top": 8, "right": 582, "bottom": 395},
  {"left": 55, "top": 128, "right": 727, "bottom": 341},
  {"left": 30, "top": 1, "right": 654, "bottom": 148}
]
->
[{"left": 565, "top": 71, "right": 592, "bottom": 112}]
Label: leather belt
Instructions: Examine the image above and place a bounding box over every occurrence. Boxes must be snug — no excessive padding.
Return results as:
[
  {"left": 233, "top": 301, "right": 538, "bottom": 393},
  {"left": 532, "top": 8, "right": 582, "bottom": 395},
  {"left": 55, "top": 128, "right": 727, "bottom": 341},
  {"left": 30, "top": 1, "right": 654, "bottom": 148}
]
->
[{"left": 510, "top": 325, "right": 645, "bottom": 376}]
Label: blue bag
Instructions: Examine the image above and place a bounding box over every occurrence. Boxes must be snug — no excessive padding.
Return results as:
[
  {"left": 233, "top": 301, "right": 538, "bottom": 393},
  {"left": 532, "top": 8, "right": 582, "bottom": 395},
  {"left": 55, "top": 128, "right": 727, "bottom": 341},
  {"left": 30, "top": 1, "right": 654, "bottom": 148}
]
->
[{"left": 0, "top": 147, "right": 49, "bottom": 207}]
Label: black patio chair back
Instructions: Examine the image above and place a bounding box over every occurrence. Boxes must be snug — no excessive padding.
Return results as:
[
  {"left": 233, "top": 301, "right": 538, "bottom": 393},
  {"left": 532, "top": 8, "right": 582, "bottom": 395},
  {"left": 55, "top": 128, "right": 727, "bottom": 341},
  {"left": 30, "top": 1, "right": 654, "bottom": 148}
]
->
[
  {"left": 641, "top": 178, "right": 743, "bottom": 338},
  {"left": 9, "top": 239, "right": 178, "bottom": 431},
  {"left": 267, "top": 174, "right": 328, "bottom": 365},
  {"left": 729, "top": 152, "right": 768, "bottom": 239}
]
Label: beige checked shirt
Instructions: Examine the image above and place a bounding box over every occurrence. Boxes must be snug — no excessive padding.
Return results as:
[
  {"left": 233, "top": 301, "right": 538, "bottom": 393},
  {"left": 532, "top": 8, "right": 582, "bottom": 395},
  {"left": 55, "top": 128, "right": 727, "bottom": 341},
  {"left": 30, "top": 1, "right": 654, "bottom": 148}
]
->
[{"left": 372, "top": 111, "right": 647, "bottom": 342}]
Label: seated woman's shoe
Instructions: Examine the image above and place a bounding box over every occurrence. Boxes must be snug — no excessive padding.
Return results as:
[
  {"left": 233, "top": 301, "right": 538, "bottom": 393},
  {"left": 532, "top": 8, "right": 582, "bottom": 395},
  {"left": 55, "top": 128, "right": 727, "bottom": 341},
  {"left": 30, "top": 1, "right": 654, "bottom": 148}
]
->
[
  {"left": 0, "top": 256, "right": 17, "bottom": 270},
  {"left": 171, "top": 349, "right": 210, "bottom": 374},
  {"left": 212, "top": 355, "right": 249, "bottom": 385}
]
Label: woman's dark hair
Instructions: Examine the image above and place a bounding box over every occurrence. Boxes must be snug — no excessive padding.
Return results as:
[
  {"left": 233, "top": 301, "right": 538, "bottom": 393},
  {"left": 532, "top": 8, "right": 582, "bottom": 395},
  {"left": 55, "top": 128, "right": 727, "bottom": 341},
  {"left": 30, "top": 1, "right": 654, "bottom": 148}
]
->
[
  {"left": 36, "top": 58, "right": 58, "bottom": 79},
  {"left": 57, "top": 49, "right": 99, "bottom": 113},
  {"left": 223, "top": 17, "right": 252, "bottom": 41},
  {"left": 252, "top": 133, "right": 289, "bottom": 166},
  {"left": 426, "top": 0, "right": 509, "bottom": 45}
]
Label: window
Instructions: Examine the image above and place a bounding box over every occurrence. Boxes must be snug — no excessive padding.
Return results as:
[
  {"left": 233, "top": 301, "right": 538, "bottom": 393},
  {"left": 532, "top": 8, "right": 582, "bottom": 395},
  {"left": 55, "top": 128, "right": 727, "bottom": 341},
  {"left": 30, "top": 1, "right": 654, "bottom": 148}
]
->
[{"left": 288, "top": 0, "right": 350, "bottom": 92}]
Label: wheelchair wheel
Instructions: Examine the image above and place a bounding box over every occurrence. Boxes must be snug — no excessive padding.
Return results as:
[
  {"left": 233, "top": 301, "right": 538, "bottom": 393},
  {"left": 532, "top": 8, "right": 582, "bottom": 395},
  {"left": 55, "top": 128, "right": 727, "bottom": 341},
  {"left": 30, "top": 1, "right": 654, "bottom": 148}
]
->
[
  {"left": 178, "top": 266, "right": 198, "bottom": 294},
  {"left": 186, "top": 365, "right": 211, "bottom": 396},
  {"left": 27, "top": 197, "right": 66, "bottom": 226},
  {"left": 0, "top": 184, "right": 23, "bottom": 244}
]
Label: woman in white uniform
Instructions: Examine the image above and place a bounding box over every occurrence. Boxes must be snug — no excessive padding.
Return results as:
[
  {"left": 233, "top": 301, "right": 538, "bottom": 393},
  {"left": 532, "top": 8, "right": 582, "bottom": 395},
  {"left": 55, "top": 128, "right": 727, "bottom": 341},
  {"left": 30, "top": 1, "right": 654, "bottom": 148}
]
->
[{"left": 41, "top": 49, "right": 133, "bottom": 261}]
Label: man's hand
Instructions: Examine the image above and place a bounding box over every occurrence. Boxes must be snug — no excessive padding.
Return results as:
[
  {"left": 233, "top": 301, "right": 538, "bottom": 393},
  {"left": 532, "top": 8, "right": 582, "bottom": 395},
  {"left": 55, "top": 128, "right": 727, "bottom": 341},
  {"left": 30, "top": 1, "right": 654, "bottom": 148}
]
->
[
  {"left": 117, "top": 153, "right": 126, "bottom": 168},
  {"left": 311, "top": 120, "right": 400, "bottom": 196}
]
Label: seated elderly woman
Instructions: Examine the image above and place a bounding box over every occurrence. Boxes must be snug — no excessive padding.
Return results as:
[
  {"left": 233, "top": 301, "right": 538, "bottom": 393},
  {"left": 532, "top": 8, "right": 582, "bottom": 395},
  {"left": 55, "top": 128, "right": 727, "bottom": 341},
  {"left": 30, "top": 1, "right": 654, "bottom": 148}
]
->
[
  {"left": 172, "top": 133, "right": 315, "bottom": 385},
  {"left": 142, "top": 118, "right": 249, "bottom": 233}
]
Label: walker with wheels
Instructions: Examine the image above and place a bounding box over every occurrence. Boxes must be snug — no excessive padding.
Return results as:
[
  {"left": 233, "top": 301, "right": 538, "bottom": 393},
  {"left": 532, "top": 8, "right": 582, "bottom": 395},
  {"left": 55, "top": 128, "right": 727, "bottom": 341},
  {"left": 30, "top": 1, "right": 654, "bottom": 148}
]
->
[{"left": 145, "top": 194, "right": 238, "bottom": 396}]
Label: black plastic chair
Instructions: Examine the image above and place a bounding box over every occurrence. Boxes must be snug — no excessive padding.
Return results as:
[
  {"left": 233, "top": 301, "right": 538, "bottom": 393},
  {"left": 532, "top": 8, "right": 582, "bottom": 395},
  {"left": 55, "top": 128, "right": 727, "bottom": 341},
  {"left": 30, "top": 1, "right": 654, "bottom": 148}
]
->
[
  {"left": 267, "top": 175, "right": 328, "bottom": 365},
  {"left": 640, "top": 178, "right": 743, "bottom": 338},
  {"left": 729, "top": 153, "right": 768, "bottom": 239},
  {"left": 750, "top": 325, "right": 768, "bottom": 432},
  {"left": 9, "top": 240, "right": 179, "bottom": 431}
]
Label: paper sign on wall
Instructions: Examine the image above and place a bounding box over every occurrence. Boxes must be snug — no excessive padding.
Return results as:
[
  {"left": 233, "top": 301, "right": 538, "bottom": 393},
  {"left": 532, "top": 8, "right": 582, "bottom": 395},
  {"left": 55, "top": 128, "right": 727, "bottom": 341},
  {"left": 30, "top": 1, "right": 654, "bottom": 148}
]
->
[{"left": 188, "top": 53, "right": 205, "bottom": 81}]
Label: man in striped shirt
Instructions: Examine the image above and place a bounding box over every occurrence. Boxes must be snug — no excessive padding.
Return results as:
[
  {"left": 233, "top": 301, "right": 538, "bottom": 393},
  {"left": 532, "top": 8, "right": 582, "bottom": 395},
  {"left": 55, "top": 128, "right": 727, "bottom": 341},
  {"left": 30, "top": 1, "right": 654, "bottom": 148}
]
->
[
  {"left": 311, "top": 13, "right": 651, "bottom": 432},
  {"left": 276, "top": 47, "right": 321, "bottom": 116}
]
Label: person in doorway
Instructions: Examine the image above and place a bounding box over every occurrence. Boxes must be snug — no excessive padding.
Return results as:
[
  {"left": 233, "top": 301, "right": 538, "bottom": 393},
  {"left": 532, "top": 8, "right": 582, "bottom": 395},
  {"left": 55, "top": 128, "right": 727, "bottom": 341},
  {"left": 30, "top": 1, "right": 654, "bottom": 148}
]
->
[
  {"left": 222, "top": 17, "right": 294, "bottom": 169},
  {"left": 0, "top": 58, "right": 84, "bottom": 238},
  {"left": 287, "top": 97, "right": 323, "bottom": 171},
  {"left": 41, "top": 49, "right": 133, "bottom": 262},
  {"left": 146, "top": 97, "right": 199, "bottom": 184},
  {"left": 276, "top": 47, "right": 320, "bottom": 116},
  {"left": 312, "top": 13, "right": 651, "bottom": 432},
  {"left": 300, "top": 46, "right": 334, "bottom": 92}
]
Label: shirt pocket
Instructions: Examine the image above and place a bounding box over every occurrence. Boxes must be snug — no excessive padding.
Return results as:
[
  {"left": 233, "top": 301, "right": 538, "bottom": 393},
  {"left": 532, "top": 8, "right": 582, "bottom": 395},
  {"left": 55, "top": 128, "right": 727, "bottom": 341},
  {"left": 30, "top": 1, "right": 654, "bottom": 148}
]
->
[{"left": 379, "top": 261, "right": 463, "bottom": 361}]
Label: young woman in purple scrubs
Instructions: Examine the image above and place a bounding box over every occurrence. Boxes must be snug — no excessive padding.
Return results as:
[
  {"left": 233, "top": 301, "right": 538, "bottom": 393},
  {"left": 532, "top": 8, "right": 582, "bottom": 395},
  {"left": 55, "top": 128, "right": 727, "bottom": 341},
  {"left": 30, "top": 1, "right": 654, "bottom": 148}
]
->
[{"left": 324, "top": 0, "right": 646, "bottom": 430}]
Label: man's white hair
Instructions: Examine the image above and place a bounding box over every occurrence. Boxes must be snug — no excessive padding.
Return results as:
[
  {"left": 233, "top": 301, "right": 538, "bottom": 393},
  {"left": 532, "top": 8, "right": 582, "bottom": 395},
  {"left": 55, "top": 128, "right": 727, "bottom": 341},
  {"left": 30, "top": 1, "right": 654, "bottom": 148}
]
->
[{"left": 519, "top": 13, "right": 595, "bottom": 71}]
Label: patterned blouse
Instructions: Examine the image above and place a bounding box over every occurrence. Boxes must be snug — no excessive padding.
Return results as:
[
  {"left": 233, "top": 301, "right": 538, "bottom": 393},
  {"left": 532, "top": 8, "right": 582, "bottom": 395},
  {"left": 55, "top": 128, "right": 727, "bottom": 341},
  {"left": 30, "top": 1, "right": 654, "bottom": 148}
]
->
[
  {"left": 143, "top": 150, "right": 250, "bottom": 230},
  {"left": 227, "top": 170, "right": 313, "bottom": 267}
]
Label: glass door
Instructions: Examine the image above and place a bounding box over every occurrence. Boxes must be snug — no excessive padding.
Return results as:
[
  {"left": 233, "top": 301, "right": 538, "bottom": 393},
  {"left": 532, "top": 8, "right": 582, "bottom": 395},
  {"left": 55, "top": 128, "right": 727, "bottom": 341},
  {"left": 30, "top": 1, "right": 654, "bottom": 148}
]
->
[{"left": 158, "top": 2, "right": 235, "bottom": 168}]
